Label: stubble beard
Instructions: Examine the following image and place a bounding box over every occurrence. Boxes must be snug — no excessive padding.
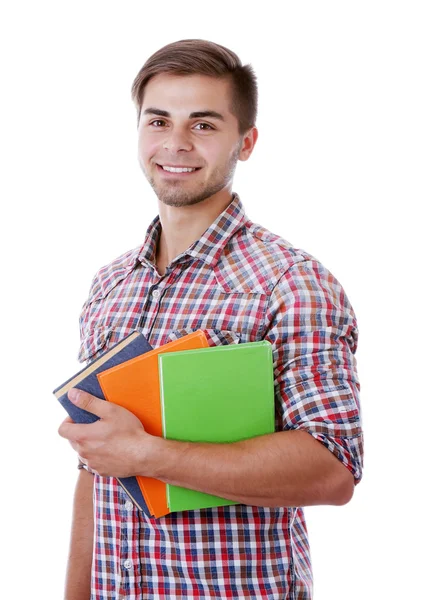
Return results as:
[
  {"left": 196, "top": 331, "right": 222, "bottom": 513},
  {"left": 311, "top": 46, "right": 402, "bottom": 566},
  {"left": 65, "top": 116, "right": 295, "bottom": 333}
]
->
[{"left": 144, "top": 145, "right": 241, "bottom": 208}]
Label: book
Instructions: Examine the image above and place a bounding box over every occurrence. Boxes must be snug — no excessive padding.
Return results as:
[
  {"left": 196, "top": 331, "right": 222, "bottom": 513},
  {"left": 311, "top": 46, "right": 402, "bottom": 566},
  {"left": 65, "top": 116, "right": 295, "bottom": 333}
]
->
[
  {"left": 97, "top": 330, "right": 209, "bottom": 518},
  {"left": 53, "top": 330, "right": 153, "bottom": 516},
  {"left": 158, "top": 341, "right": 275, "bottom": 513},
  {"left": 53, "top": 331, "right": 152, "bottom": 423}
]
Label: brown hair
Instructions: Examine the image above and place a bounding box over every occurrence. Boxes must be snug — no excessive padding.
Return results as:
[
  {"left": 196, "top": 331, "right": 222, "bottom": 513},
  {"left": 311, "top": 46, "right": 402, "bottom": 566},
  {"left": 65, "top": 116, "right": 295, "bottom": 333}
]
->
[{"left": 131, "top": 39, "right": 258, "bottom": 134}]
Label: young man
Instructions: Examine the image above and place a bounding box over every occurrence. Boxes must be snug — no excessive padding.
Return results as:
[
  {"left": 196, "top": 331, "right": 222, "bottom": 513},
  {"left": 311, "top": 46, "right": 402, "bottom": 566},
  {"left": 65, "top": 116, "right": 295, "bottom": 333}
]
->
[{"left": 59, "top": 39, "right": 363, "bottom": 600}]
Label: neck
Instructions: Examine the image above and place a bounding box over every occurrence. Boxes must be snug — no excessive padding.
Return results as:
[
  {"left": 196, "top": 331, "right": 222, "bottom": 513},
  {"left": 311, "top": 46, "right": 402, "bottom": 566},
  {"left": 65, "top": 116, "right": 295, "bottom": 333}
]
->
[{"left": 155, "top": 187, "right": 233, "bottom": 275}]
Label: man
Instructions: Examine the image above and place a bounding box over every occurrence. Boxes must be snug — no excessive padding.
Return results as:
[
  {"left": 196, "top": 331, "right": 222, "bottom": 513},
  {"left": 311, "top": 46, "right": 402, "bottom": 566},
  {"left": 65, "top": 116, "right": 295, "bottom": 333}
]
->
[{"left": 59, "top": 39, "right": 363, "bottom": 600}]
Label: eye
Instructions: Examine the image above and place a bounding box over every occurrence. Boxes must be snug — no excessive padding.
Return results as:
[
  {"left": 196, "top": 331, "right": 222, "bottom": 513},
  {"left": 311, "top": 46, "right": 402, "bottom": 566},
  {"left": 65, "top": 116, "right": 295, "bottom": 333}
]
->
[
  {"left": 150, "top": 119, "right": 167, "bottom": 127},
  {"left": 193, "top": 122, "right": 214, "bottom": 131}
]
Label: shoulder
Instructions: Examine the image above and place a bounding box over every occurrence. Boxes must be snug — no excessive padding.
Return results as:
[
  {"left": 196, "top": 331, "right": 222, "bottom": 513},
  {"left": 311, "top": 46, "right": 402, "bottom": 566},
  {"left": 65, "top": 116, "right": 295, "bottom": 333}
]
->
[
  {"left": 86, "top": 246, "right": 141, "bottom": 303},
  {"left": 77, "top": 246, "right": 141, "bottom": 361},
  {"left": 224, "top": 218, "right": 355, "bottom": 315},
  {"left": 217, "top": 218, "right": 314, "bottom": 295},
  {"left": 245, "top": 220, "right": 312, "bottom": 267}
]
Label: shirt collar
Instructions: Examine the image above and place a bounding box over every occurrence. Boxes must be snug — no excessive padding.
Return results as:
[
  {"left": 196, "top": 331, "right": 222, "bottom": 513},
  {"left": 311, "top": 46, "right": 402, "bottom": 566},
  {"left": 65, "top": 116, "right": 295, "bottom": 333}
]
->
[{"left": 135, "top": 193, "right": 248, "bottom": 269}]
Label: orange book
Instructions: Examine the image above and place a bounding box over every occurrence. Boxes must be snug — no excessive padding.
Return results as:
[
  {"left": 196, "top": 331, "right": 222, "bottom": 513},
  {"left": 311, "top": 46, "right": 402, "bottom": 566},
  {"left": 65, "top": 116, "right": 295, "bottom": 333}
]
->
[{"left": 97, "top": 330, "right": 209, "bottom": 518}]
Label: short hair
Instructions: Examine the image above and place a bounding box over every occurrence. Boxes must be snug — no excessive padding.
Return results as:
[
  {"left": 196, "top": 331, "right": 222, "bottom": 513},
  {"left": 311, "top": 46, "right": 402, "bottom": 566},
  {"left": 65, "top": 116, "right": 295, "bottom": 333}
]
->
[{"left": 131, "top": 39, "right": 258, "bottom": 134}]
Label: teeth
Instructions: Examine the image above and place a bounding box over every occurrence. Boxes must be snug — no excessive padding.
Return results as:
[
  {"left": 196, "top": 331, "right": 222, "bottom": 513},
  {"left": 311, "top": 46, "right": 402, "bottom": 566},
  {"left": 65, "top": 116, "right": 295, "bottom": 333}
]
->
[{"left": 162, "top": 166, "right": 197, "bottom": 173}]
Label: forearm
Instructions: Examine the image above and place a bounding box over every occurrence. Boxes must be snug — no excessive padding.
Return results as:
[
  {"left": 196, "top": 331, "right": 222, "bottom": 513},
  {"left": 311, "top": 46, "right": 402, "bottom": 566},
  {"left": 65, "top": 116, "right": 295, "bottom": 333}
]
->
[
  {"left": 65, "top": 468, "right": 94, "bottom": 600},
  {"left": 152, "top": 430, "right": 354, "bottom": 507},
  {"left": 62, "top": 391, "right": 355, "bottom": 507}
]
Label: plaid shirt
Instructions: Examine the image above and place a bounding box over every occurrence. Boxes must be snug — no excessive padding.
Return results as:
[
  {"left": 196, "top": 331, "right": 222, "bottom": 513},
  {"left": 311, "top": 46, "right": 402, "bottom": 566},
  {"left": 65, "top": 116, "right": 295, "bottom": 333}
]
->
[{"left": 78, "top": 194, "right": 363, "bottom": 600}]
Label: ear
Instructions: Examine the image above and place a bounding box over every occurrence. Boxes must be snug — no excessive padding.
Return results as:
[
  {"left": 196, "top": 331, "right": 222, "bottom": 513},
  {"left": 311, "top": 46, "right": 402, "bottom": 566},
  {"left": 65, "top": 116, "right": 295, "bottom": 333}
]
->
[{"left": 238, "top": 127, "right": 258, "bottom": 162}]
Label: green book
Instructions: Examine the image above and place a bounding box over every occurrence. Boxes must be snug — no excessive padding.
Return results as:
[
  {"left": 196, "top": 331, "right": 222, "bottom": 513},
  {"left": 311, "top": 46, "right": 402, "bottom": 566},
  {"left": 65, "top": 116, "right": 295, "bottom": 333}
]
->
[{"left": 158, "top": 341, "right": 275, "bottom": 512}]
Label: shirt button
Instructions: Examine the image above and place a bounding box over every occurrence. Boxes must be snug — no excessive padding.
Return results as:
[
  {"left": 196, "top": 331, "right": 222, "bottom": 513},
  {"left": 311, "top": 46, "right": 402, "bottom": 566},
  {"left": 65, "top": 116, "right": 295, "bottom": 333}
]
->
[
  {"left": 125, "top": 500, "right": 133, "bottom": 511},
  {"left": 151, "top": 289, "right": 160, "bottom": 299},
  {"left": 123, "top": 559, "right": 133, "bottom": 570}
]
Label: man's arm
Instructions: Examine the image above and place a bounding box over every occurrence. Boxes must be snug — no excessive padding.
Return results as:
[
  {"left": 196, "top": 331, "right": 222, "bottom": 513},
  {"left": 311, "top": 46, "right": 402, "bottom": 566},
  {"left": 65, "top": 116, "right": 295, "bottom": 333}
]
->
[
  {"left": 64, "top": 467, "right": 94, "bottom": 600},
  {"left": 152, "top": 429, "right": 354, "bottom": 507},
  {"left": 59, "top": 393, "right": 355, "bottom": 508}
]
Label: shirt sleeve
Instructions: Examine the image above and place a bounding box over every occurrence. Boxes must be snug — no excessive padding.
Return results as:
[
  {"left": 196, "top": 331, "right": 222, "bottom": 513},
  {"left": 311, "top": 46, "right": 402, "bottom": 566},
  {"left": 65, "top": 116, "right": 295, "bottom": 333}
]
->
[
  {"left": 264, "top": 259, "right": 363, "bottom": 483},
  {"left": 77, "top": 271, "right": 101, "bottom": 364},
  {"left": 76, "top": 274, "right": 102, "bottom": 476}
]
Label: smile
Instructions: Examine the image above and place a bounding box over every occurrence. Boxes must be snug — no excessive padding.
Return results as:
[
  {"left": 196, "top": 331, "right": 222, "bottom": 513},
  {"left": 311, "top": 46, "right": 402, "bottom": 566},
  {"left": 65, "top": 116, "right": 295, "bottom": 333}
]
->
[
  {"left": 157, "top": 164, "right": 201, "bottom": 174},
  {"left": 162, "top": 166, "right": 197, "bottom": 173}
]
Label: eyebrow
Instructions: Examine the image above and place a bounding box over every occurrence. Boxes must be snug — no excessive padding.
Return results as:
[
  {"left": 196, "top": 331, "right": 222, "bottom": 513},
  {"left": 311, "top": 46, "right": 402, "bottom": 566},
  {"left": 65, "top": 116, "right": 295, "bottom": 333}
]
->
[{"left": 142, "top": 108, "right": 225, "bottom": 121}]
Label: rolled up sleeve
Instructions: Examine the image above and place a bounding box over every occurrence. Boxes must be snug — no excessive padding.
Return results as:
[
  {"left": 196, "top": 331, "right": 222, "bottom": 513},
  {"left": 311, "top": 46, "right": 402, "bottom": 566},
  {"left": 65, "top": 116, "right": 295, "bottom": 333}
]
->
[{"left": 265, "top": 259, "right": 363, "bottom": 483}]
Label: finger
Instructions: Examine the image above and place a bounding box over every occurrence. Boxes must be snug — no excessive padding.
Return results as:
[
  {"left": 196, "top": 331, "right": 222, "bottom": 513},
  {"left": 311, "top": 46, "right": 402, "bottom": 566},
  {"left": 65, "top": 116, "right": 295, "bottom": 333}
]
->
[
  {"left": 68, "top": 388, "right": 108, "bottom": 417},
  {"left": 58, "top": 420, "right": 77, "bottom": 440},
  {"left": 57, "top": 415, "right": 74, "bottom": 438},
  {"left": 58, "top": 418, "right": 92, "bottom": 441}
]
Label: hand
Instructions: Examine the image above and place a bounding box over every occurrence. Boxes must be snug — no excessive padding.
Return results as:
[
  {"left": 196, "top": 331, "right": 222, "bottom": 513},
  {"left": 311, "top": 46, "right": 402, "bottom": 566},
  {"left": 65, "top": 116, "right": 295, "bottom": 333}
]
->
[{"left": 58, "top": 388, "right": 160, "bottom": 478}]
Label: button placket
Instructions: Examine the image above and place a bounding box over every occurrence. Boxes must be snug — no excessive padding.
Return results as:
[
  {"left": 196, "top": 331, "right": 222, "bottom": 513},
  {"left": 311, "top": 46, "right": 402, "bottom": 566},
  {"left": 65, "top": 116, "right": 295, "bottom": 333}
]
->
[{"left": 120, "top": 491, "right": 132, "bottom": 584}]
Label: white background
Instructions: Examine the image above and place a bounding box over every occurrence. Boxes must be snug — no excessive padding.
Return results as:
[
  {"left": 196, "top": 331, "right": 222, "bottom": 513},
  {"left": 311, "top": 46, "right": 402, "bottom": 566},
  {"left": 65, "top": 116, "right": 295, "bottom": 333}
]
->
[{"left": 1, "top": 1, "right": 420, "bottom": 598}]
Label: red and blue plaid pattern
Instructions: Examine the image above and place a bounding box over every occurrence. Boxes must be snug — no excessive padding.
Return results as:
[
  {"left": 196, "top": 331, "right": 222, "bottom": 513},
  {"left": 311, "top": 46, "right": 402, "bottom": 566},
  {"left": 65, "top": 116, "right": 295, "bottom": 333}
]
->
[{"left": 78, "top": 194, "right": 363, "bottom": 599}]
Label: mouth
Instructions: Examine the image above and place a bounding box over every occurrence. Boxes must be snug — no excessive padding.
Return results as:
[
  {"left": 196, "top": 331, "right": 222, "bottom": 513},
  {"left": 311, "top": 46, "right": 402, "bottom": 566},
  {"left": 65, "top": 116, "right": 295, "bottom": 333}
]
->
[{"left": 156, "top": 164, "right": 202, "bottom": 176}]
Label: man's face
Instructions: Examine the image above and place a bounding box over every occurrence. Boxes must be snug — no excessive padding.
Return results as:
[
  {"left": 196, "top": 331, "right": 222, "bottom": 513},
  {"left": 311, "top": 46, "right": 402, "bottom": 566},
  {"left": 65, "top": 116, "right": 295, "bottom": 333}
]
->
[{"left": 137, "top": 73, "right": 250, "bottom": 207}]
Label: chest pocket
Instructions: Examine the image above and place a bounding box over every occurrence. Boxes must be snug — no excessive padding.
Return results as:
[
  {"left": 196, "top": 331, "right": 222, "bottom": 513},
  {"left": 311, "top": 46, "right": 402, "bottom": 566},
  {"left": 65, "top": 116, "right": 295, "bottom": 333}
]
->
[
  {"left": 78, "top": 326, "right": 112, "bottom": 364},
  {"left": 167, "top": 328, "right": 241, "bottom": 347}
]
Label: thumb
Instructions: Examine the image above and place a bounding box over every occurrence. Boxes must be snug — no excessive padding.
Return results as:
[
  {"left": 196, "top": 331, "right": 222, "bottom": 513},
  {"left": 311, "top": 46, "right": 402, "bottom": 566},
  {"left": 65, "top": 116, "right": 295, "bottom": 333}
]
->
[{"left": 68, "top": 388, "right": 108, "bottom": 417}]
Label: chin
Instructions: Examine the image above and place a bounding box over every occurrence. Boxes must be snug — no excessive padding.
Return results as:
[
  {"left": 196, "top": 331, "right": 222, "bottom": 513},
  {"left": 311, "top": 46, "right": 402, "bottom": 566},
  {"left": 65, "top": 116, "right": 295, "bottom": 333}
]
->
[
  {"left": 158, "top": 192, "right": 210, "bottom": 208},
  {"left": 158, "top": 178, "right": 229, "bottom": 206}
]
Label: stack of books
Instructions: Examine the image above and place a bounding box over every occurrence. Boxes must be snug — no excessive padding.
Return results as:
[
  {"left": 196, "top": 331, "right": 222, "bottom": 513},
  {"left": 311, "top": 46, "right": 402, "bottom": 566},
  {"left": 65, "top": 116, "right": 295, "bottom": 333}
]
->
[{"left": 54, "top": 330, "right": 275, "bottom": 518}]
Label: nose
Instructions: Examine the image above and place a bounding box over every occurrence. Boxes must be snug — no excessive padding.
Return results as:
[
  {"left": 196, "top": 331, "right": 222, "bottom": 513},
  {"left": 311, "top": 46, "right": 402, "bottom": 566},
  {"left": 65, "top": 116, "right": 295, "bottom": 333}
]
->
[{"left": 163, "top": 127, "right": 193, "bottom": 153}]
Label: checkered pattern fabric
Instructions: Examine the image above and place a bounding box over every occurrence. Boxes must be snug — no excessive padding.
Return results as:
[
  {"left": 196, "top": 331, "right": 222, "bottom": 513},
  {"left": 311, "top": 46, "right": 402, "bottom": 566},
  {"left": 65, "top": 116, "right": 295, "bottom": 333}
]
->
[{"left": 78, "top": 194, "right": 363, "bottom": 599}]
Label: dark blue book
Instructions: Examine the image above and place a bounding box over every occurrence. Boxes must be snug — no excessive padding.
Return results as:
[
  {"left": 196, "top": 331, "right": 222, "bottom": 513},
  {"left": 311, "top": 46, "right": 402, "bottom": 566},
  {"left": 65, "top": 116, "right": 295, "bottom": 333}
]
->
[{"left": 53, "top": 330, "right": 153, "bottom": 516}]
